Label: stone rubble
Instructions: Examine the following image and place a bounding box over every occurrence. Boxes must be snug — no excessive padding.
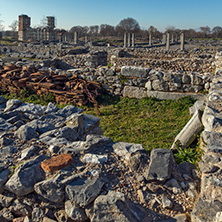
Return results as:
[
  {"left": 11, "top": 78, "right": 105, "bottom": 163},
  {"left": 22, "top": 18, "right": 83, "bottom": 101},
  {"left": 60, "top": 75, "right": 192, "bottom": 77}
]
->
[{"left": 0, "top": 97, "right": 200, "bottom": 221}]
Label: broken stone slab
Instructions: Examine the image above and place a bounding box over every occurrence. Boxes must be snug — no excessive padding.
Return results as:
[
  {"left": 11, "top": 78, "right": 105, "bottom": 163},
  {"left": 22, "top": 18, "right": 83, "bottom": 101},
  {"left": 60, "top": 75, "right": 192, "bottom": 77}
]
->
[
  {"left": 123, "top": 86, "right": 147, "bottom": 99},
  {"left": 87, "top": 190, "right": 150, "bottom": 222},
  {"left": 171, "top": 110, "right": 203, "bottom": 149},
  {"left": 4, "top": 155, "right": 47, "bottom": 196},
  {"left": 44, "top": 102, "right": 59, "bottom": 114},
  {"left": 147, "top": 91, "right": 206, "bottom": 100},
  {"left": 4, "top": 99, "right": 22, "bottom": 112},
  {"left": 14, "top": 103, "right": 47, "bottom": 116},
  {"left": 59, "top": 141, "right": 85, "bottom": 154},
  {"left": 15, "top": 125, "right": 38, "bottom": 141},
  {"left": 39, "top": 114, "right": 65, "bottom": 128},
  {"left": 56, "top": 105, "right": 83, "bottom": 118},
  {"left": 66, "top": 113, "right": 100, "bottom": 136},
  {"left": 145, "top": 149, "right": 175, "bottom": 182},
  {"left": 191, "top": 197, "right": 222, "bottom": 222},
  {"left": 20, "top": 145, "right": 40, "bottom": 160},
  {"left": 65, "top": 177, "right": 105, "bottom": 207},
  {"left": 25, "top": 119, "right": 56, "bottom": 135},
  {"left": 82, "top": 153, "right": 108, "bottom": 164},
  {"left": 81, "top": 134, "right": 113, "bottom": 152},
  {"left": 0, "top": 117, "right": 17, "bottom": 132},
  {"left": 54, "top": 126, "right": 79, "bottom": 142},
  {"left": 40, "top": 136, "right": 70, "bottom": 147},
  {"left": 121, "top": 66, "right": 151, "bottom": 78},
  {"left": 0, "top": 193, "right": 15, "bottom": 208},
  {"left": 34, "top": 172, "right": 83, "bottom": 203},
  {"left": 113, "top": 142, "right": 145, "bottom": 161}
]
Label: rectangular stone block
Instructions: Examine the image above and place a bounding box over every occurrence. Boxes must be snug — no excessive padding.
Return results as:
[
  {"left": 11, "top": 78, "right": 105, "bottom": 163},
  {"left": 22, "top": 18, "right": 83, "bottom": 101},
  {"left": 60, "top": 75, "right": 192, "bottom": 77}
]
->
[
  {"left": 123, "top": 86, "right": 147, "bottom": 99},
  {"left": 147, "top": 91, "right": 206, "bottom": 100},
  {"left": 121, "top": 66, "right": 151, "bottom": 78}
]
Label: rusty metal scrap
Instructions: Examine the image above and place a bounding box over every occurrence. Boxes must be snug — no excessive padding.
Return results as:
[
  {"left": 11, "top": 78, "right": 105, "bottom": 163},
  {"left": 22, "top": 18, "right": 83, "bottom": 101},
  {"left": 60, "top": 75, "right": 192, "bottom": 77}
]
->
[{"left": 0, "top": 65, "right": 101, "bottom": 106}]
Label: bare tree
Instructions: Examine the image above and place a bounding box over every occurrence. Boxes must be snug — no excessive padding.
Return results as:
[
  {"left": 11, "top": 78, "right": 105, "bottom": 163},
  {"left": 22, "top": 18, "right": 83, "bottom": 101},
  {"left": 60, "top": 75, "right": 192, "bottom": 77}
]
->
[
  {"left": 199, "top": 26, "right": 211, "bottom": 38},
  {"left": 89, "top": 25, "right": 99, "bottom": 36},
  {"left": 165, "top": 26, "right": 176, "bottom": 33},
  {"left": 212, "top": 26, "right": 222, "bottom": 38},
  {"left": 9, "top": 20, "right": 18, "bottom": 39},
  {"left": 116, "top": 17, "right": 140, "bottom": 36},
  {"left": 100, "top": 24, "right": 116, "bottom": 36},
  {"left": 40, "top": 16, "right": 47, "bottom": 27}
]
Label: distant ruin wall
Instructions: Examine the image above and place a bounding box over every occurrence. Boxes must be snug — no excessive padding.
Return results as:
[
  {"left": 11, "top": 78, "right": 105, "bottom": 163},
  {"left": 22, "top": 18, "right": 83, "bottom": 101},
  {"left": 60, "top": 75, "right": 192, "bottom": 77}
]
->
[{"left": 69, "top": 65, "right": 213, "bottom": 100}]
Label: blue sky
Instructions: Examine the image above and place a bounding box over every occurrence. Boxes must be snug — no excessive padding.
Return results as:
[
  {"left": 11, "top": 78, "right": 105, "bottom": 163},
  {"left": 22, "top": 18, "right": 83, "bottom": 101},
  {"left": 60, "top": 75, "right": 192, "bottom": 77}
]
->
[{"left": 0, "top": 0, "right": 222, "bottom": 31}]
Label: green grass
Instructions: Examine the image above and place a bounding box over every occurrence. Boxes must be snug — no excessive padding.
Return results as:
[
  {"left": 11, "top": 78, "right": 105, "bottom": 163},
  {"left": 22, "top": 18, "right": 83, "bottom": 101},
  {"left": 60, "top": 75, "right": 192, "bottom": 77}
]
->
[{"left": 85, "top": 93, "right": 195, "bottom": 151}]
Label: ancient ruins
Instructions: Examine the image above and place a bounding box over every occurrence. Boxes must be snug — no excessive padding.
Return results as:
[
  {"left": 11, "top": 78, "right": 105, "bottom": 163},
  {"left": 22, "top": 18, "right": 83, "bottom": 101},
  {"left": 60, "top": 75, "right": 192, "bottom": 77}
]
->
[{"left": 0, "top": 23, "right": 222, "bottom": 222}]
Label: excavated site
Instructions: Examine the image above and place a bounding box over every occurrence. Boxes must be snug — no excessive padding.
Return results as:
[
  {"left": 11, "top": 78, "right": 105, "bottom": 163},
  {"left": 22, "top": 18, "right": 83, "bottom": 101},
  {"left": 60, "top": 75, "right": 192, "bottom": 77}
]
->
[{"left": 0, "top": 39, "right": 222, "bottom": 222}]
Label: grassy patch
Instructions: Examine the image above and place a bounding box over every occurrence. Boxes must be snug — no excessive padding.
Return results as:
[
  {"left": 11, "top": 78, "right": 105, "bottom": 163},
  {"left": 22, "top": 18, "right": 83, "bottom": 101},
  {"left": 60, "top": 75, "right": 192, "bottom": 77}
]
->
[{"left": 85, "top": 94, "right": 195, "bottom": 151}]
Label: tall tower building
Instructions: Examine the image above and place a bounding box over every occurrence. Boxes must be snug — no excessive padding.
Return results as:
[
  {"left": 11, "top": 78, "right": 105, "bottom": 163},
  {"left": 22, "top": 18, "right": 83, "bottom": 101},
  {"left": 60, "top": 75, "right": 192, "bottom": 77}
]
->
[{"left": 18, "top": 14, "right": 31, "bottom": 41}]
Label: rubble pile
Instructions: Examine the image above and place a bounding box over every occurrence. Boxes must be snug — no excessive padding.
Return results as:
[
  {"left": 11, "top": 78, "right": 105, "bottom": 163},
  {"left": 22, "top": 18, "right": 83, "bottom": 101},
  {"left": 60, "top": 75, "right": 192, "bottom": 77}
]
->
[{"left": 0, "top": 64, "right": 100, "bottom": 106}]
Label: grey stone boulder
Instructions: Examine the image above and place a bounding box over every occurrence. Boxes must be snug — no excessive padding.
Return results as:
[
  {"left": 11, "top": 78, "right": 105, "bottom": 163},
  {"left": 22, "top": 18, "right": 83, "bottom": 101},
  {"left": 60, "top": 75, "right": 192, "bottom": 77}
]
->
[
  {"left": 40, "top": 136, "right": 70, "bottom": 146},
  {"left": 123, "top": 86, "right": 147, "bottom": 99},
  {"left": 0, "top": 117, "right": 16, "bottom": 132},
  {"left": 34, "top": 172, "right": 83, "bottom": 203},
  {"left": 55, "top": 126, "right": 79, "bottom": 142},
  {"left": 65, "top": 200, "right": 88, "bottom": 221},
  {"left": 20, "top": 145, "right": 40, "bottom": 160},
  {"left": 26, "top": 119, "right": 55, "bottom": 135},
  {"left": 39, "top": 114, "right": 65, "bottom": 128},
  {"left": 45, "top": 102, "right": 59, "bottom": 114},
  {"left": 152, "top": 79, "right": 168, "bottom": 91},
  {"left": 59, "top": 141, "right": 85, "bottom": 154},
  {"left": 66, "top": 177, "right": 105, "bottom": 207},
  {"left": 56, "top": 105, "right": 83, "bottom": 118},
  {"left": 14, "top": 103, "right": 47, "bottom": 116},
  {"left": 66, "top": 113, "right": 100, "bottom": 136},
  {"left": 113, "top": 142, "right": 145, "bottom": 161},
  {"left": 15, "top": 125, "right": 38, "bottom": 141},
  {"left": 88, "top": 190, "right": 150, "bottom": 222},
  {"left": 0, "top": 168, "right": 10, "bottom": 193},
  {"left": 121, "top": 66, "right": 151, "bottom": 78},
  {"left": 81, "top": 135, "right": 113, "bottom": 152},
  {"left": 145, "top": 149, "right": 175, "bottom": 182},
  {"left": 4, "top": 155, "right": 47, "bottom": 196},
  {"left": 4, "top": 99, "right": 22, "bottom": 112}
]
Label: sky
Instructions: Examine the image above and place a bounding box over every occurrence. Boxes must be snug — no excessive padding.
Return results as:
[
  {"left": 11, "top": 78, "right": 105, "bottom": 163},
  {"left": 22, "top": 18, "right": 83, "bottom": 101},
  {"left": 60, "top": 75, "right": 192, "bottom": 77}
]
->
[{"left": 0, "top": 0, "right": 222, "bottom": 32}]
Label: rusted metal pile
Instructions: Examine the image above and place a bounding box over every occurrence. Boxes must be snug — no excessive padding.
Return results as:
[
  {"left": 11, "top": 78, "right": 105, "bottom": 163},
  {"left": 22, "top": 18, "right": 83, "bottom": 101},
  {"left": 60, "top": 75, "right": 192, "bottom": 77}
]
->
[{"left": 0, "top": 64, "right": 100, "bottom": 106}]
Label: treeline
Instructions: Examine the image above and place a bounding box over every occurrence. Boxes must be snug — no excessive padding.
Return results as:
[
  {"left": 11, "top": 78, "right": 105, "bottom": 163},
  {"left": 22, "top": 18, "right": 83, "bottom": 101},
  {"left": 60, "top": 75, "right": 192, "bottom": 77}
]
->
[{"left": 68, "top": 18, "right": 222, "bottom": 39}]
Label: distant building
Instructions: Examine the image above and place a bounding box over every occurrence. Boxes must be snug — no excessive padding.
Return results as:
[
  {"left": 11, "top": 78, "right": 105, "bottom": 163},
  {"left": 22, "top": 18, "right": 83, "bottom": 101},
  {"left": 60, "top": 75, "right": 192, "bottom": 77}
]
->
[
  {"left": 18, "top": 14, "right": 57, "bottom": 42},
  {"left": 18, "top": 14, "right": 31, "bottom": 41}
]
